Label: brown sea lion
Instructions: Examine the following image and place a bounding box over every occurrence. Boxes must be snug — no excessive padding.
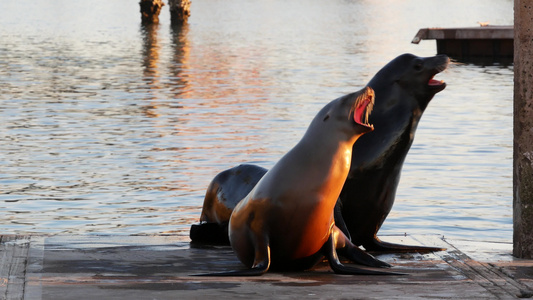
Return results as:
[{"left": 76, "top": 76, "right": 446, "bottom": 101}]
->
[{"left": 196, "top": 87, "right": 401, "bottom": 276}]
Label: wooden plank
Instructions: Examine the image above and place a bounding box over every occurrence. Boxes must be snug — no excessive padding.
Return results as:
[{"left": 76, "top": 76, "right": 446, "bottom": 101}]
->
[
  {"left": 23, "top": 236, "right": 44, "bottom": 300},
  {"left": 31, "top": 235, "right": 504, "bottom": 299},
  {"left": 430, "top": 237, "right": 529, "bottom": 299},
  {"left": 0, "top": 236, "right": 15, "bottom": 298},
  {"left": 2, "top": 234, "right": 530, "bottom": 299},
  {"left": 0, "top": 236, "right": 31, "bottom": 300}
]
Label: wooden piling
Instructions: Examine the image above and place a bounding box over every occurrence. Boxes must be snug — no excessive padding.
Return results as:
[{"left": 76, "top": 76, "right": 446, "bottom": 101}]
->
[
  {"left": 513, "top": 0, "right": 533, "bottom": 259},
  {"left": 139, "top": 0, "right": 165, "bottom": 24},
  {"left": 169, "top": 0, "right": 191, "bottom": 24}
]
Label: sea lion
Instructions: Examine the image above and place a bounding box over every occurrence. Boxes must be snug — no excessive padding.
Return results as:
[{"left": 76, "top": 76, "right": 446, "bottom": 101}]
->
[
  {"left": 339, "top": 53, "right": 449, "bottom": 252},
  {"left": 190, "top": 164, "right": 351, "bottom": 245},
  {"left": 190, "top": 53, "right": 449, "bottom": 253},
  {"left": 190, "top": 164, "right": 267, "bottom": 244},
  {"left": 197, "top": 87, "right": 399, "bottom": 276}
]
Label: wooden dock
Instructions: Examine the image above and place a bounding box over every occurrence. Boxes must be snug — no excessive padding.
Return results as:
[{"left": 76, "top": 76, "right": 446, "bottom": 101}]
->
[
  {"left": 1, "top": 234, "right": 532, "bottom": 299},
  {"left": 412, "top": 26, "right": 514, "bottom": 62}
]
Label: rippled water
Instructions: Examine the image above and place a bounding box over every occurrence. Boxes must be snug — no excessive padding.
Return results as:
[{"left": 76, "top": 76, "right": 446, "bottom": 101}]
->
[{"left": 0, "top": 0, "right": 513, "bottom": 241}]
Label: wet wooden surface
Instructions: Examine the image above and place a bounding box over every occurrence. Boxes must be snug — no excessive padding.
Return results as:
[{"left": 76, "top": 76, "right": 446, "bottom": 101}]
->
[{"left": 1, "top": 234, "right": 532, "bottom": 299}]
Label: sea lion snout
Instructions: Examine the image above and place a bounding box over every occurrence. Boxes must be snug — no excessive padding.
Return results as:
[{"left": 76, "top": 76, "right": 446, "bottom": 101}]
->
[{"left": 434, "top": 54, "right": 450, "bottom": 66}]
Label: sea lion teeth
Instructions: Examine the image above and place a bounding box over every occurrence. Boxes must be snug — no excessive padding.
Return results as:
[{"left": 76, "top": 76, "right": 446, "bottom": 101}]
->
[
  {"left": 428, "top": 77, "right": 444, "bottom": 86},
  {"left": 353, "top": 90, "right": 374, "bottom": 128}
]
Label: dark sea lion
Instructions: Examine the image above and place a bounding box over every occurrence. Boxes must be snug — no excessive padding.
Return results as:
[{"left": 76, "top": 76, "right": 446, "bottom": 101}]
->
[
  {"left": 190, "top": 164, "right": 267, "bottom": 244},
  {"left": 190, "top": 163, "right": 349, "bottom": 245},
  {"left": 190, "top": 53, "right": 449, "bottom": 254},
  {"left": 197, "top": 87, "right": 400, "bottom": 276},
  {"left": 339, "top": 53, "right": 449, "bottom": 253}
]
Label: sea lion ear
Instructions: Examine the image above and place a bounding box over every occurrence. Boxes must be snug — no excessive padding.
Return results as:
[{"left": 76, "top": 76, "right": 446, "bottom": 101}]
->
[{"left": 323, "top": 114, "right": 330, "bottom": 122}]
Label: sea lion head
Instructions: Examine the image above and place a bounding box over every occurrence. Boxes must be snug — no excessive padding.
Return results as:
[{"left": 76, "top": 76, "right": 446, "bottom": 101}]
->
[
  {"left": 399, "top": 53, "right": 449, "bottom": 110},
  {"left": 319, "top": 86, "right": 375, "bottom": 139},
  {"left": 347, "top": 54, "right": 449, "bottom": 169},
  {"left": 371, "top": 53, "right": 449, "bottom": 112}
]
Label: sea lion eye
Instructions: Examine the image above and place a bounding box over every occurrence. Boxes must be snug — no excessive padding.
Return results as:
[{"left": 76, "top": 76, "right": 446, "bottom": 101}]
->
[{"left": 413, "top": 60, "right": 423, "bottom": 71}]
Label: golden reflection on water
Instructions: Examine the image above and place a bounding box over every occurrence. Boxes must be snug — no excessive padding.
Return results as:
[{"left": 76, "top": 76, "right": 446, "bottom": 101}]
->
[
  {"left": 134, "top": 20, "right": 272, "bottom": 213},
  {"left": 0, "top": 0, "right": 514, "bottom": 240}
]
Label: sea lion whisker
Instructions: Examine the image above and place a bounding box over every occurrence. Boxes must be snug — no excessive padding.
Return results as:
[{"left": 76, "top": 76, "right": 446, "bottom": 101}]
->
[
  {"left": 436, "top": 64, "right": 448, "bottom": 73},
  {"left": 449, "top": 59, "right": 464, "bottom": 66}
]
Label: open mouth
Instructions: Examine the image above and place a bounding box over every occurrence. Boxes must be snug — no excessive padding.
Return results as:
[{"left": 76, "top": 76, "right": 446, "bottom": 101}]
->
[
  {"left": 427, "top": 62, "right": 448, "bottom": 92},
  {"left": 353, "top": 87, "right": 374, "bottom": 130},
  {"left": 428, "top": 77, "right": 445, "bottom": 87},
  {"left": 427, "top": 75, "right": 446, "bottom": 93}
]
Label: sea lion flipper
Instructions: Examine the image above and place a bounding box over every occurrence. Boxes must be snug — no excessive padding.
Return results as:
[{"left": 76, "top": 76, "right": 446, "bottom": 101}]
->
[
  {"left": 192, "top": 233, "right": 271, "bottom": 276},
  {"left": 333, "top": 201, "right": 351, "bottom": 240},
  {"left": 191, "top": 263, "right": 269, "bottom": 277},
  {"left": 364, "top": 236, "right": 446, "bottom": 253},
  {"left": 190, "top": 252, "right": 270, "bottom": 276},
  {"left": 331, "top": 226, "right": 391, "bottom": 268},
  {"left": 189, "top": 222, "right": 230, "bottom": 245},
  {"left": 191, "top": 266, "right": 268, "bottom": 277},
  {"left": 323, "top": 235, "right": 405, "bottom": 276}
]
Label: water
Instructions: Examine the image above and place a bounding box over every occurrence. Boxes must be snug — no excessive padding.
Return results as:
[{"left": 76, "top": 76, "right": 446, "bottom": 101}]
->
[{"left": 0, "top": 0, "right": 513, "bottom": 242}]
